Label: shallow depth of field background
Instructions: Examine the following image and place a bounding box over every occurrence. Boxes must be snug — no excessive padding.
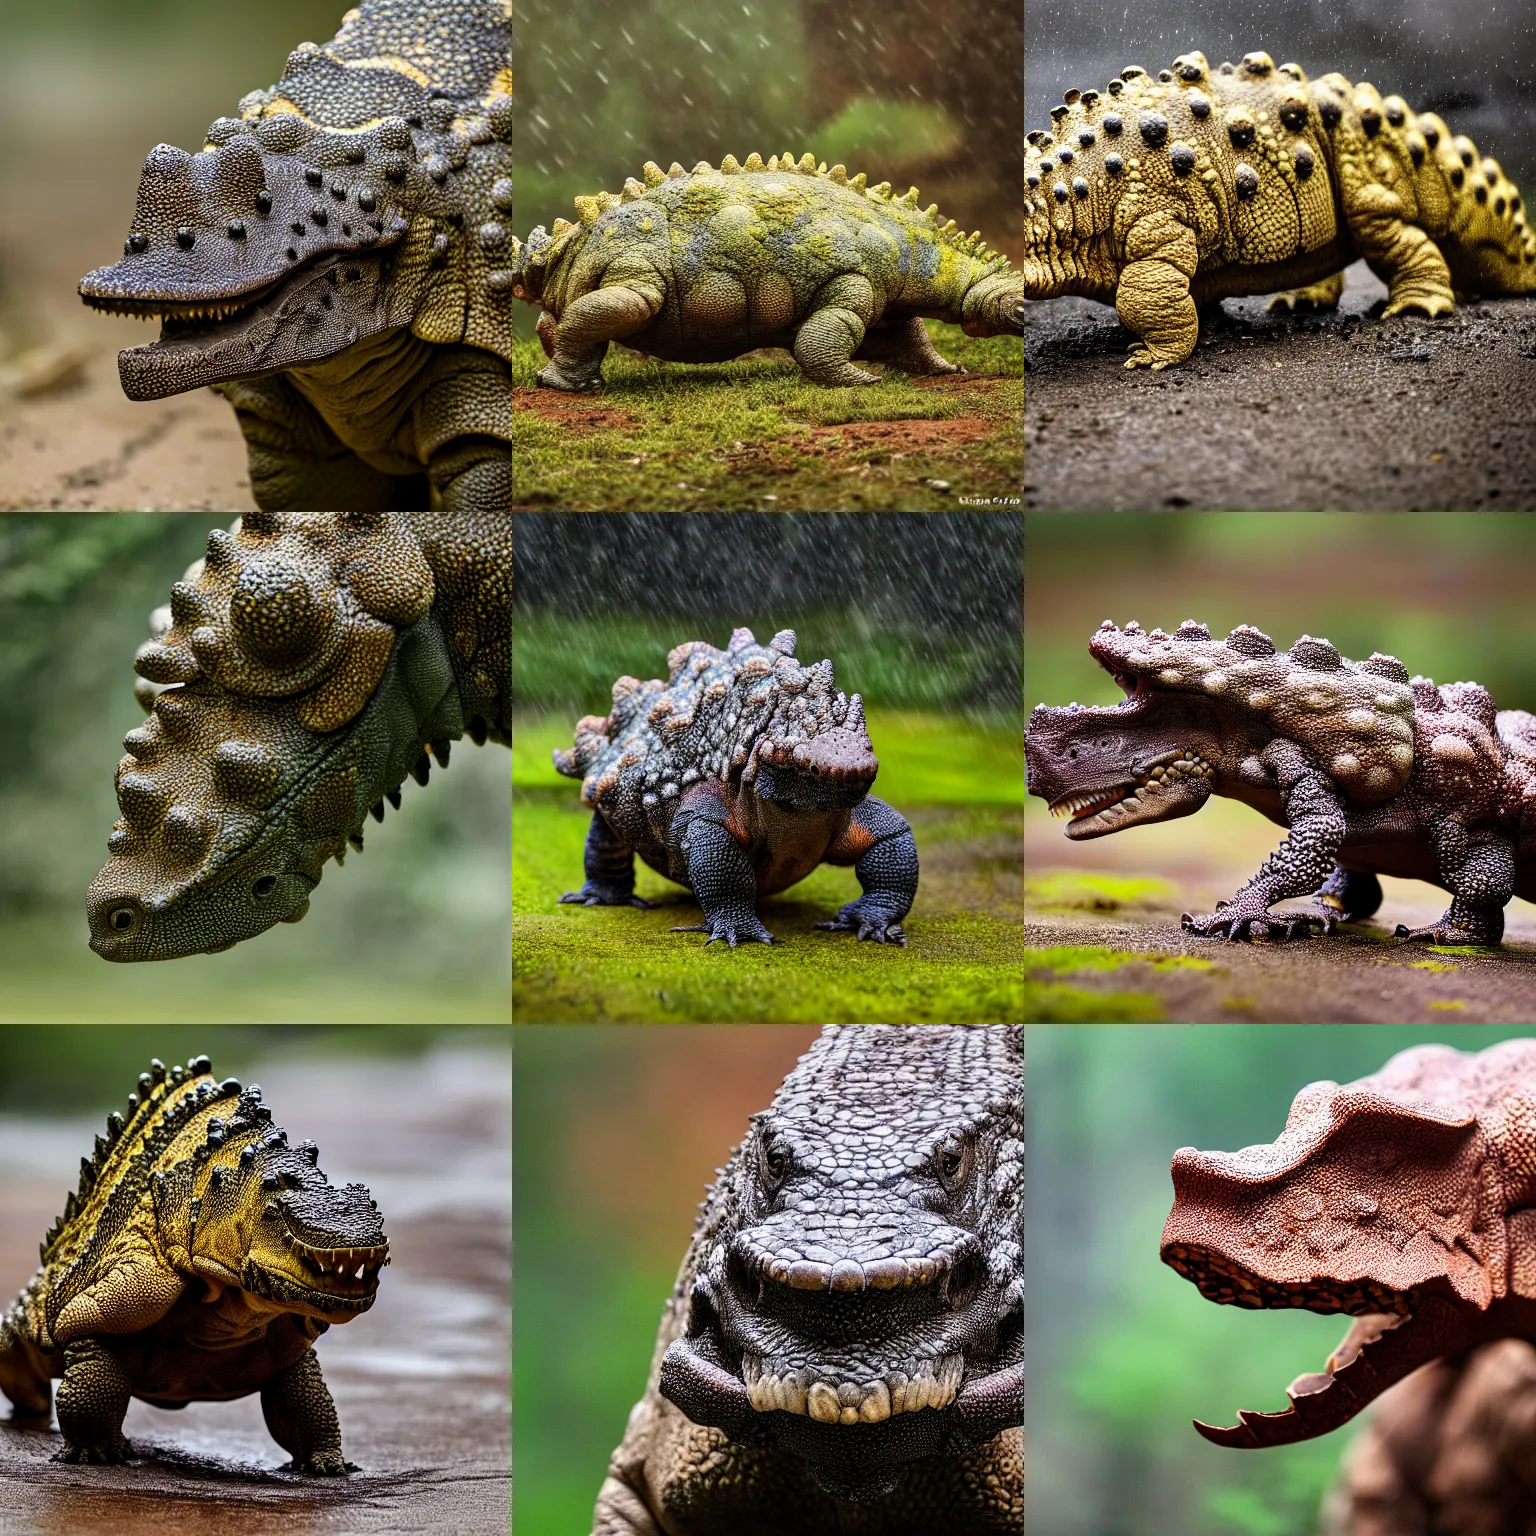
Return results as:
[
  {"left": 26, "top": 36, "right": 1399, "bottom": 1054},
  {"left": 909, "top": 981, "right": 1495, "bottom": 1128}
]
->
[
  {"left": 1028, "top": 1022, "right": 1536, "bottom": 1536},
  {"left": 513, "top": 1025, "right": 819, "bottom": 1534},
  {"left": 0, "top": 516, "right": 510, "bottom": 1021}
]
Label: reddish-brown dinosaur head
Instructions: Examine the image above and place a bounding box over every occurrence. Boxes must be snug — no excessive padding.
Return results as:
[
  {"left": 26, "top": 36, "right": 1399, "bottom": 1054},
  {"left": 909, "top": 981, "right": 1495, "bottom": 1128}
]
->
[{"left": 1162, "top": 1041, "right": 1536, "bottom": 1449}]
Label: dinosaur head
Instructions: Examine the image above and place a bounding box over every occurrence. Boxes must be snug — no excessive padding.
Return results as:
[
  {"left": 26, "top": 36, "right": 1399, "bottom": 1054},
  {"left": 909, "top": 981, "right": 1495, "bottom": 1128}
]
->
[
  {"left": 960, "top": 265, "right": 1027, "bottom": 337},
  {"left": 78, "top": 0, "right": 517, "bottom": 399},
  {"left": 87, "top": 513, "right": 453, "bottom": 962},
  {"left": 173, "top": 1079, "right": 388, "bottom": 1323},
  {"left": 659, "top": 1026, "right": 1023, "bottom": 1500},
  {"left": 1160, "top": 1041, "right": 1536, "bottom": 1449},
  {"left": 744, "top": 659, "right": 878, "bottom": 814}
]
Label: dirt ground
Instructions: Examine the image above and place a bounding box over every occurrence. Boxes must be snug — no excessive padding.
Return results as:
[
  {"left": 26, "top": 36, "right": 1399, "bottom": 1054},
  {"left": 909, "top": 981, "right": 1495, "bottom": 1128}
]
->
[
  {"left": 1025, "top": 262, "right": 1536, "bottom": 511},
  {"left": 1025, "top": 799, "right": 1536, "bottom": 1023},
  {"left": 0, "top": 1043, "right": 510, "bottom": 1535}
]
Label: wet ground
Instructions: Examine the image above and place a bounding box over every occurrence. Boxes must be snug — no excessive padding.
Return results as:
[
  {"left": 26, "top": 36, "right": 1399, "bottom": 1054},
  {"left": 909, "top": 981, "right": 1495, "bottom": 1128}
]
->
[
  {"left": 0, "top": 1042, "right": 510, "bottom": 1535},
  {"left": 1025, "top": 263, "right": 1536, "bottom": 511},
  {"left": 1025, "top": 798, "right": 1536, "bottom": 1023}
]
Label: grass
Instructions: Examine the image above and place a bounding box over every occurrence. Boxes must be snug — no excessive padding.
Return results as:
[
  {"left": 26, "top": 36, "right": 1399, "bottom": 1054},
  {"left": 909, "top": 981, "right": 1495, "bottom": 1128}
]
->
[
  {"left": 512, "top": 322, "right": 1022, "bottom": 511},
  {"left": 512, "top": 707, "right": 1022, "bottom": 1022}
]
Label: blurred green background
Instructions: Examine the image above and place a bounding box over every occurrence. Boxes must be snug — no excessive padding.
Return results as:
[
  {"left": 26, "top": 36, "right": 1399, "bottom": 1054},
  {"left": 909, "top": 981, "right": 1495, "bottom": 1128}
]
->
[
  {"left": 512, "top": 1024, "right": 818, "bottom": 1533},
  {"left": 0, "top": 516, "right": 510, "bottom": 1022},
  {"left": 512, "top": 513, "right": 1023, "bottom": 1023},
  {"left": 1028, "top": 1022, "right": 1536, "bottom": 1536},
  {"left": 515, "top": 0, "right": 1022, "bottom": 340}
]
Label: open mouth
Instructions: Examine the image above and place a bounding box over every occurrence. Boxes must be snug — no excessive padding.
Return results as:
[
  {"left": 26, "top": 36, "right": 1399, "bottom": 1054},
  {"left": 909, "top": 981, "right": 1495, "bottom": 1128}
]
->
[
  {"left": 1048, "top": 749, "right": 1215, "bottom": 824},
  {"left": 81, "top": 275, "right": 288, "bottom": 326},
  {"left": 251, "top": 1232, "right": 389, "bottom": 1310},
  {"left": 742, "top": 1351, "right": 965, "bottom": 1423},
  {"left": 1162, "top": 1241, "right": 1447, "bottom": 1449}
]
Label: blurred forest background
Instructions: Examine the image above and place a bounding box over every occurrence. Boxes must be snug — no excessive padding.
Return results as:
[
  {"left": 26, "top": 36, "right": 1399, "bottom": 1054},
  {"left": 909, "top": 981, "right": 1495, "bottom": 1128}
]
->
[
  {"left": 1027, "top": 512, "right": 1536, "bottom": 939},
  {"left": 513, "top": 1025, "right": 819, "bottom": 1533},
  {"left": 0, "top": 515, "right": 510, "bottom": 1021},
  {"left": 1026, "top": 0, "right": 1536, "bottom": 187},
  {"left": 512, "top": 514, "right": 1023, "bottom": 1023},
  {"left": 515, "top": 0, "right": 1023, "bottom": 341},
  {"left": 1029, "top": 1023, "right": 1536, "bottom": 1536}
]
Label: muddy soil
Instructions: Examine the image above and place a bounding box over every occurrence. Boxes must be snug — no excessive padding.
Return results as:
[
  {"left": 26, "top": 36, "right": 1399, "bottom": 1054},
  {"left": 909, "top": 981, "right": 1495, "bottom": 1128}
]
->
[
  {"left": 1025, "top": 262, "right": 1536, "bottom": 511},
  {"left": 0, "top": 1043, "right": 510, "bottom": 1535}
]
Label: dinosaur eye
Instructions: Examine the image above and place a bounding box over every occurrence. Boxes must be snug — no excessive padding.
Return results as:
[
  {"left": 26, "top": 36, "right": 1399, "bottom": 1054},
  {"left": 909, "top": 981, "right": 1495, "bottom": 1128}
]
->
[
  {"left": 757, "top": 1130, "right": 789, "bottom": 1193},
  {"left": 935, "top": 1139, "right": 973, "bottom": 1193},
  {"left": 109, "top": 907, "right": 137, "bottom": 932},
  {"left": 252, "top": 875, "right": 278, "bottom": 899}
]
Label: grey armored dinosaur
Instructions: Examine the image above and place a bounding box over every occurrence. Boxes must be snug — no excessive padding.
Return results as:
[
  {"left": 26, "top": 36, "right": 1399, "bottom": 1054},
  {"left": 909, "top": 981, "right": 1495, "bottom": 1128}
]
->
[
  {"left": 0, "top": 1054, "right": 387, "bottom": 1470},
  {"left": 86, "top": 512, "right": 510, "bottom": 961},
  {"left": 78, "top": 1, "right": 512, "bottom": 511},
  {"left": 592, "top": 1024, "right": 1023, "bottom": 1536}
]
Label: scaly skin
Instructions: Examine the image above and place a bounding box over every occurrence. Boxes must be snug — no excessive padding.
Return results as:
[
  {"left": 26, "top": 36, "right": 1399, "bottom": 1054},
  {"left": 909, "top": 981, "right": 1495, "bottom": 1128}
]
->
[
  {"left": 86, "top": 511, "right": 510, "bottom": 962},
  {"left": 0, "top": 1055, "right": 387, "bottom": 1471},
  {"left": 78, "top": 1, "right": 513, "bottom": 510},
  {"left": 1024, "top": 50, "right": 1536, "bottom": 369},
  {"left": 1026, "top": 619, "right": 1536, "bottom": 945},
  {"left": 1158, "top": 1039, "right": 1536, "bottom": 1472},
  {"left": 512, "top": 154, "right": 1024, "bottom": 389},
  {"left": 591, "top": 1025, "right": 1023, "bottom": 1536},
  {"left": 553, "top": 627, "right": 918, "bottom": 948}
]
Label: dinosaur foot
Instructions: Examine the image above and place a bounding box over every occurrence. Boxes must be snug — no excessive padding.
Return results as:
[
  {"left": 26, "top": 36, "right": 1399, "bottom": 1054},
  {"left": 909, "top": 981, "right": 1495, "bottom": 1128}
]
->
[
  {"left": 559, "top": 885, "right": 656, "bottom": 908},
  {"left": 816, "top": 903, "right": 908, "bottom": 946},
  {"left": 671, "top": 916, "right": 775, "bottom": 947},
  {"left": 1393, "top": 918, "right": 1502, "bottom": 947},
  {"left": 1181, "top": 898, "right": 1340, "bottom": 942}
]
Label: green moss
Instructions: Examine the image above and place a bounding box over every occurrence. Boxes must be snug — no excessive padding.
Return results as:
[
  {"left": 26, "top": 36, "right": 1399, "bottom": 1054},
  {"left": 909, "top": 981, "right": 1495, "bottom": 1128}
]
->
[
  {"left": 1025, "top": 871, "right": 1178, "bottom": 911},
  {"left": 1409, "top": 959, "right": 1459, "bottom": 973},
  {"left": 513, "top": 709, "right": 1021, "bottom": 1023},
  {"left": 1426, "top": 944, "right": 1501, "bottom": 957},
  {"left": 1023, "top": 982, "right": 1165, "bottom": 1023},
  {"left": 1023, "top": 945, "right": 1214, "bottom": 976},
  {"left": 513, "top": 323, "right": 1022, "bottom": 512},
  {"left": 1428, "top": 1000, "right": 1468, "bottom": 1012}
]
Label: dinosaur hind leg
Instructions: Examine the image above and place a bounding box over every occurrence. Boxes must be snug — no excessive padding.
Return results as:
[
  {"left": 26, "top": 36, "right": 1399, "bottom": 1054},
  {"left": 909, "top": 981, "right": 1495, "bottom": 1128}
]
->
[
  {"left": 854, "top": 316, "right": 964, "bottom": 376},
  {"left": 1269, "top": 270, "right": 1347, "bottom": 312}
]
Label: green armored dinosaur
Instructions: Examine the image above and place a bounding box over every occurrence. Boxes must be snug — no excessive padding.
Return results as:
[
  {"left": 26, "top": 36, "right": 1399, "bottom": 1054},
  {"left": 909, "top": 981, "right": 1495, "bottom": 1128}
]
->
[
  {"left": 512, "top": 153, "right": 1024, "bottom": 389},
  {"left": 78, "top": 1, "right": 513, "bottom": 510},
  {"left": 1024, "top": 50, "right": 1536, "bottom": 369},
  {"left": 87, "top": 512, "right": 510, "bottom": 962},
  {"left": 0, "top": 1055, "right": 387, "bottom": 1470}
]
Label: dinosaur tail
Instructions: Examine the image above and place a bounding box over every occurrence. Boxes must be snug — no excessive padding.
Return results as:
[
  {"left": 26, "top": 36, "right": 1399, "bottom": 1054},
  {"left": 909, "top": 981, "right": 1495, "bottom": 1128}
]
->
[{"left": 1425, "top": 118, "right": 1536, "bottom": 294}]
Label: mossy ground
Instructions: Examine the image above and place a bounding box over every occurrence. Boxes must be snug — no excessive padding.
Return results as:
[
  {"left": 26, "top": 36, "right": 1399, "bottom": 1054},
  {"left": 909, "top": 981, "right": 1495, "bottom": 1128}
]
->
[
  {"left": 512, "top": 323, "right": 1022, "bottom": 511},
  {"left": 512, "top": 708, "right": 1022, "bottom": 1021}
]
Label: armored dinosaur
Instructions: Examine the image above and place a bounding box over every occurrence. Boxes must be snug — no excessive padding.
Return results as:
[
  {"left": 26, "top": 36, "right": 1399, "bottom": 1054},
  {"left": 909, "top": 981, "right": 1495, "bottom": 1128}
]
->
[
  {"left": 554, "top": 626, "right": 918, "bottom": 947},
  {"left": 1024, "top": 50, "right": 1536, "bottom": 369},
  {"left": 0, "top": 1054, "right": 387, "bottom": 1470},
  {"left": 78, "top": 1, "right": 513, "bottom": 510},
  {"left": 1160, "top": 1038, "right": 1536, "bottom": 1484},
  {"left": 511, "top": 154, "right": 1024, "bottom": 389},
  {"left": 1026, "top": 619, "right": 1536, "bottom": 944},
  {"left": 592, "top": 1024, "right": 1023, "bottom": 1535},
  {"left": 87, "top": 511, "right": 510, "bottom": 961}
]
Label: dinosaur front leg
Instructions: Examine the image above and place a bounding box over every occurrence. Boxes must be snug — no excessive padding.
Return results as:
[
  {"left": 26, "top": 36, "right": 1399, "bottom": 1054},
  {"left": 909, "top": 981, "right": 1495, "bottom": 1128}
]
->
[
  {"left": 854, "top": 315, "right": 964, "bottom": 376},
  {"left": 217, "top": 375, "right": 425, "bottom": 511},
  {"left": 1115, "top": 211, "right": 1200, "bottom": 370},
  {"left": 1395, "top": 822, "right": 1513, "bottom": 946},
  {"left": 1182, "top": 741, "right": 1347, "bottom": 941},
  {"left": 1346, "top": 184, "right": 1457, "bottom": 318},
  {"left": 260, "top": 1347, "right": 349, "bottom": 1475},
  {"left": 817, "top": 795, "right": 918, "bottom": 946},
  {"left": 671, "top": 816, "right": 773, "bottom": 947},
  {"left": 53, "top": 1338, "right": 133, "bottom": 1464},
  {"left": 793, "top": 273, "right": 880, "bottom": 385},
  {"left": 539, "top": 277, "right": 665, "bottom": 391},
  {"left": 426, "top": 435, "right": 513, "bottom": 511},
  {"left": 560, "top": 812, "right": 657, "bottom": 909}
]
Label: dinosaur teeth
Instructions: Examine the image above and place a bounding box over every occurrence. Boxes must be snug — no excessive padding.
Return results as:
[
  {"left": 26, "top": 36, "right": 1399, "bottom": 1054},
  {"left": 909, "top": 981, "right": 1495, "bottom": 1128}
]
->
[{"left": 741, "top": 1354, "right": 964, "bottom": 1421}]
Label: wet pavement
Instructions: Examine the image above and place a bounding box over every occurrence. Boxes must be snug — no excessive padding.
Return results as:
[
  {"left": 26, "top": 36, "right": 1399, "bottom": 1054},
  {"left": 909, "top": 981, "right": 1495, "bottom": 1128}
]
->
[{"left": 0, "top": 1042, "right": 511, "bottom": 1536}]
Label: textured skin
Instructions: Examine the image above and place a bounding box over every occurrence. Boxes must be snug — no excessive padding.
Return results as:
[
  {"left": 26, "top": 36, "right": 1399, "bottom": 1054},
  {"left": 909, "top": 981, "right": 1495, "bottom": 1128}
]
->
[
  {"left": 78, "top": 1, "right": 513, "bottom": 510},
  {"left": 1024, "top": 50, "right": 1536, "bottom": 369},
  {"left": 1159, "top": 1039, "right": 1536, "bottom": 1454},
  {"left": 553, "top": 627, "right": 918, "bottom": 947},
  {"left": 0, "top": 1055, "right": 387, "bottom": 1471},
  {"left": 512, "top": 154, "right": 1024, "bottom": 389},
  {"left": 1025, "top": 618, "right": 1536, "bottom": 945},
  {"left": 591, "top": 1025, "right": 1023, "bottom": 1535},
  {"left": 1320, "top": 1339, "right": 1536, "bottom": 1535},
  {"left": 87, "top": 511, "right": 510, "bottom": 961}
]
